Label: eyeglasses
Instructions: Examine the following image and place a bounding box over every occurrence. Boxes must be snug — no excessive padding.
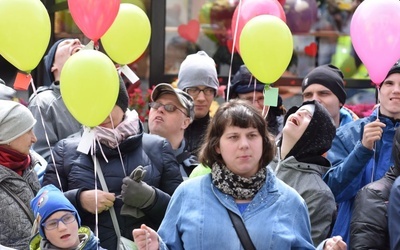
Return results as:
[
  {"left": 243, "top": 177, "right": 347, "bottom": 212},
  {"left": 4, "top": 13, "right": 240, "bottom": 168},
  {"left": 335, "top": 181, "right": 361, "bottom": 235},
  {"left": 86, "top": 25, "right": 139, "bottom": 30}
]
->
[
  {"left": 42, "top": 212, "right": 76, "bottom": 230},
  {"left": 241, "top": 97, "right": 265, "bottom": 106},
  {"left": 149, "top": 102, "right": 188, "bottom": 116},
  {"left": 185, "top": 87, "right": 216, "bottom": 97}
]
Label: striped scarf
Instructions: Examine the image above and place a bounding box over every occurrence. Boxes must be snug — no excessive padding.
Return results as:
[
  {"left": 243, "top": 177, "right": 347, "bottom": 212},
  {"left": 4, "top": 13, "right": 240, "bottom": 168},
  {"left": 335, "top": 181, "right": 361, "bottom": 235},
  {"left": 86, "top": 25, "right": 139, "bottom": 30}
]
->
[{"left": 94, "top": 109, "right": 140, "bottom": 149}]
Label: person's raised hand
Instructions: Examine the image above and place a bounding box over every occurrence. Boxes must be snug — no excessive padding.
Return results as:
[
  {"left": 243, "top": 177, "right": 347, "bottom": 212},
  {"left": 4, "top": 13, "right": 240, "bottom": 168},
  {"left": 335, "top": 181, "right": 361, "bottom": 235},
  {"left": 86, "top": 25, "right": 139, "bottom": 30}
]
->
[
  {"left": 80, "top": 189, "right": 115, "bottom": 214},
  {"left": 121, "top": 166, "right": 155, "bottom": 209},
  {"left": 323, "top": 236, "right": 347, "bottom": 250},
  {"left": 361, "top": 119, "right": 385, "bottom": 150},
  {"left": 132, "top": 224, "right": 159, "bottom": 250}
]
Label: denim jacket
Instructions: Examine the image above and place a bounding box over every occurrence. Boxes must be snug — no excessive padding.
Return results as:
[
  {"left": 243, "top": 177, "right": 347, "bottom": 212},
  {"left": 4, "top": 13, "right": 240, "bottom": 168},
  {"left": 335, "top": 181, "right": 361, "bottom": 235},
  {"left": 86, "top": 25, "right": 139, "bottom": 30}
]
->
[{"left": 157, "top": 167, "right": 316, "bottom": 250}]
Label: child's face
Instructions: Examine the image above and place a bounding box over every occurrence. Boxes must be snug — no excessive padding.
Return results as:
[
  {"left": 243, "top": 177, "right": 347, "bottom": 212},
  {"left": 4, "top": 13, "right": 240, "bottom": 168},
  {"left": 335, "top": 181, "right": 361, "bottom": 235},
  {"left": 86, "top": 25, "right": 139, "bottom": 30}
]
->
[{"left": 43, "top": 211, "right": 80, "bottom": 248}]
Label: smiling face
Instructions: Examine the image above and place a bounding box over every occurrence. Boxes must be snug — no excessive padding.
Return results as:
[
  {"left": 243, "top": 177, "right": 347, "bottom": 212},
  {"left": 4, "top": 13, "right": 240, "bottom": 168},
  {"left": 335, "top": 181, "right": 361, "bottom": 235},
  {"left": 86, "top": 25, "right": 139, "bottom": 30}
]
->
[
  {"left": 43, "top": 211, "right": 80, "bottom": 249},
  {"left": 379, "top": 73, "right": 400, "bottom": 120},
  {"left": 52, "top": 39, "right": 83, "bottom": 81},
  {"left": 216, "top": 125, "right": 263, "bottom": 178},
  {"left": 282, "top": 104, "right": 315, "bottom": 146}
]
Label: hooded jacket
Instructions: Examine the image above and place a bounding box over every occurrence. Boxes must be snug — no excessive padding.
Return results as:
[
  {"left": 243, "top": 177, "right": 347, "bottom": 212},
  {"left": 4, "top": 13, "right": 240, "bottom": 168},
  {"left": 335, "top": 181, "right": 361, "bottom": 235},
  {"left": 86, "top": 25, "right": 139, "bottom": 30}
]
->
[{"left": 28, "top": 83, "right": 81, "bottom": 162}]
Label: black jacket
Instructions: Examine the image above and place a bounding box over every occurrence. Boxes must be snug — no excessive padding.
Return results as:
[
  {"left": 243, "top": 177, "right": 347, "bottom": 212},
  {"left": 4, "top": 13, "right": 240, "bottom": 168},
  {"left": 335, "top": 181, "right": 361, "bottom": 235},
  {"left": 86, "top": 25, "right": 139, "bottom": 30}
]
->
[
  {"left": 350, "top": 165, "right": 400, "bottom": 249},
  {"left": 42, "top": 125, "right": 183, "bottom": 249}
]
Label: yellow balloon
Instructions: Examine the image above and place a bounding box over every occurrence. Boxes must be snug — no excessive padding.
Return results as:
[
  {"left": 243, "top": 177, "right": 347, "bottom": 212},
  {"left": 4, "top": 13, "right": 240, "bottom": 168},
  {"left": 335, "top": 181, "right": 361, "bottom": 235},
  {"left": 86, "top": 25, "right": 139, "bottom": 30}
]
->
[
  {"left": 60, "top": 50, "right": 120, "bottom": 127},
  {"left": 101, "top": 3, "right": 151, "bottom": 65},
  {"left": 239, "top": 15, "right": 293, "bottom": 84},
  {"left": 0, "top": 0, "right": 50, "bottom": 72},
  {"left": 121, "top": 0, "right": 146, "bottom": 12}
]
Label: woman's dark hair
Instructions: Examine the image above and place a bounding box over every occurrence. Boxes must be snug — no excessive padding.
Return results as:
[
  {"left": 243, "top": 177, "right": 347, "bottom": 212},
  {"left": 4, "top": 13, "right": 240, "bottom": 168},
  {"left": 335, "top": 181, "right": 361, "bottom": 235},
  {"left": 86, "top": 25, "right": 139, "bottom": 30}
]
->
[{"left": 198, "top": 99, "right": 276, "bottom": 170}]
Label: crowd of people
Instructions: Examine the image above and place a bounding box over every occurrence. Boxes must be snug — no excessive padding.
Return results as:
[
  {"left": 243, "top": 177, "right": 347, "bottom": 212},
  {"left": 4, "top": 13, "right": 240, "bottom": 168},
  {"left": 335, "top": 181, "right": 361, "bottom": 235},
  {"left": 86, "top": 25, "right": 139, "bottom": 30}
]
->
[{"left": 0, "top": 38, "right": 399, "bottom": 250}]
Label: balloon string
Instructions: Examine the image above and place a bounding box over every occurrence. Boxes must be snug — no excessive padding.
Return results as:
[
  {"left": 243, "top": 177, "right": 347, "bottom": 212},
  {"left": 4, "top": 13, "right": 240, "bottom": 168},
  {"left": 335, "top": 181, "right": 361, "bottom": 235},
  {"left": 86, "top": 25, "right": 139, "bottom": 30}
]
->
[
  {"left": 92, "top": 141, "right": 99, "bottom": 238},
  {"left": 29, "top": 80, "right": 63, "bottom": 191},
  {"left": 371, "top": 87, "right": 381, "bottom": 182},
  {"left": 226, "top": 0, "right": 243, "bottom": 102}
]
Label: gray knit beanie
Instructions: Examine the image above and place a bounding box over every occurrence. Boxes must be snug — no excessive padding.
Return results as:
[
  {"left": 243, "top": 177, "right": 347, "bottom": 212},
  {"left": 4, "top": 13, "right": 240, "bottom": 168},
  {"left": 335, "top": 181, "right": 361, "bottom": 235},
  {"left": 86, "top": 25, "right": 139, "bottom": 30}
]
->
[
  {"left": 177, "top": 51, "right": 219, "bottom": 91},
  {"left": 0, "top": 100, "right": 36, "bottom": 144}
]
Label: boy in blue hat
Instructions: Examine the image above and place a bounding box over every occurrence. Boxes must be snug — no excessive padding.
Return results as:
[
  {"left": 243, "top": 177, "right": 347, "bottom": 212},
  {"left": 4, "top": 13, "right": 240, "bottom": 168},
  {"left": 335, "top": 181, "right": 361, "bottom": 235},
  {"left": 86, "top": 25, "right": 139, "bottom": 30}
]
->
[{"left": 30, "top": 184, "right": 103, "bottom": 250}]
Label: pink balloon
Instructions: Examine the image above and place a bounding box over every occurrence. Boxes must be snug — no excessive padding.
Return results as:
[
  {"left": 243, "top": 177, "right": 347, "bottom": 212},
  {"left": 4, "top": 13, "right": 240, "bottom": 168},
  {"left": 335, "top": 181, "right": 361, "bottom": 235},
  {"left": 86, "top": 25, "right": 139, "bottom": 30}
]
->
[
  {"left": 68, "top": 0, "right": 120, "bottom": 43},
  {"left": 231, "top": 0, "right": 286, "bottom": 54},
  {"left": 350, "top": 0, "right": 400, "bottom": 84}
]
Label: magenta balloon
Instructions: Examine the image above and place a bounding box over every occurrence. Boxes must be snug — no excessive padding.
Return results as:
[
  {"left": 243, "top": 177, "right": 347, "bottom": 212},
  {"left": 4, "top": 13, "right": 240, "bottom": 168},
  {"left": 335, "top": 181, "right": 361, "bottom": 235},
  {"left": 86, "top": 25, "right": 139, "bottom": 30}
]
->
[
  {"left": 68, "top": 0, "right": 120, "bottom": 43},
  {"left": 285, "top": 0, "right": 317, "bottom": 34},
  {"left": 350, "top": 0, "right": 400, "bottom": 84},
  {"left": 232, "top": 0, "right": 286, "bottom": 53}
]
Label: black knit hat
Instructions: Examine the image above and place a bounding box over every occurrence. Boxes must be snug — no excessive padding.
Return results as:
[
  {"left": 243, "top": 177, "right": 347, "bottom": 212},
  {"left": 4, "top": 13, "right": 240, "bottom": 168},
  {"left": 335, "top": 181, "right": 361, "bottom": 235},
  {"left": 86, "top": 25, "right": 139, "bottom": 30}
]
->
[
  {"left": 302, "top": 64, "right": 346, "bottom": 105},
  {"left": 282, "top": 100, "right": 336, "bottom": 161},
  {"left": 116, "top": 76, "right": 128, "bottom": 112},
  {"left": 228, "top": 65, "right": 265, "bottom": 99},
  {"left": 43, "top": 39, "right": 67, "bottom": 87},
  {"left": 382, "top": 61, "right": 400, "bottom": 87}
]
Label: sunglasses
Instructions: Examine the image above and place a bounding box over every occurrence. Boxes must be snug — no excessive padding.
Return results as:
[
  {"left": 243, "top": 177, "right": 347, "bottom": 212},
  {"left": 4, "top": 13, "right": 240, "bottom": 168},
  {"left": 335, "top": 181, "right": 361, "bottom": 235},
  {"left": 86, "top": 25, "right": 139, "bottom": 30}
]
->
[{"left": 149, "top": 102, "right": 188, "bottom": 116}]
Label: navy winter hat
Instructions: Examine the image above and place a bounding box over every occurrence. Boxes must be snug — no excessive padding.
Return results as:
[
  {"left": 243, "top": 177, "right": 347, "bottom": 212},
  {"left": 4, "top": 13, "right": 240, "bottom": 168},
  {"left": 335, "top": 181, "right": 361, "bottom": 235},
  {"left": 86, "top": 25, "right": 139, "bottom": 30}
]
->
[
  {"left": 43, "top": 39, "right": 67, "bottom": 87},
  {"left": 302, "top": 64, "right": 347, "bottom": 105},
  {"left": 228, "top": 65, "right": 264, "bottom": 99},
  {"left": 30, "top": 184, "right": 81, "bottom": 238}
]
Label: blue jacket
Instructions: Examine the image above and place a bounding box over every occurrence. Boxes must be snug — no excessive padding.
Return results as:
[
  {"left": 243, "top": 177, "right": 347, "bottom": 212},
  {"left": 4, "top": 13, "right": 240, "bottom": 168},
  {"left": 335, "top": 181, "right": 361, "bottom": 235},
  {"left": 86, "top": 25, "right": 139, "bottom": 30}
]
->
[
  {"left": 325, "top": 108, "right": 399, "bottom": 243},
  {"left": 157, "top": 167, "right": 316, "bottom": 249},
  {"left": 339, "top": 106, "right": 358, "bottom": 127},
  {"left": 42, "top": 125, "right": 183, "bottom": 249}
]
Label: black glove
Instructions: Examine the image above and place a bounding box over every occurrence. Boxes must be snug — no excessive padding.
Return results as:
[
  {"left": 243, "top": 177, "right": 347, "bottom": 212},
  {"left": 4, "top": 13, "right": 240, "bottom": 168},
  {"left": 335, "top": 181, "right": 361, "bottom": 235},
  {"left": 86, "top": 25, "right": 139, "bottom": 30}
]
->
[{"left": 120, "top": 166, "right": 156, "bottom": 218}]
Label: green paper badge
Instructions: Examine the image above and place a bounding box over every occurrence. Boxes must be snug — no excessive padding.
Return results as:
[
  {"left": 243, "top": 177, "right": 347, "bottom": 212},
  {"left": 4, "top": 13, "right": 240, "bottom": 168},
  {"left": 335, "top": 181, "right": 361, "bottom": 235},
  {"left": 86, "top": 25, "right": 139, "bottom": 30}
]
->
[{"left": 263, "top": 86, "right": 279, "bottom": 107}]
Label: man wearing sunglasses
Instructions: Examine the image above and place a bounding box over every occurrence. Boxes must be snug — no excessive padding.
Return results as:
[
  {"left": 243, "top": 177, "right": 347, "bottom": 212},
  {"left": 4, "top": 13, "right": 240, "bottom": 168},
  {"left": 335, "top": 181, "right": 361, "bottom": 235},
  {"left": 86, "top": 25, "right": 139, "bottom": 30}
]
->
[
  {"left": 177, "top": 51, "right": 219, "bottom": 155},
  {"left": 148, "top": 83, "right": 197, "bottom": 179}
]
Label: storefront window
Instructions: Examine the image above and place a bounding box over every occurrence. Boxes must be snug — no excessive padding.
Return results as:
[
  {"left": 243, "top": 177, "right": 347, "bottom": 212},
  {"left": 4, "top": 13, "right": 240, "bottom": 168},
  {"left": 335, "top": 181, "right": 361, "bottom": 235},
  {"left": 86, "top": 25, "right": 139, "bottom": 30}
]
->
[{"left": 163, "top": 0, "right": 374, "bottom": 111}]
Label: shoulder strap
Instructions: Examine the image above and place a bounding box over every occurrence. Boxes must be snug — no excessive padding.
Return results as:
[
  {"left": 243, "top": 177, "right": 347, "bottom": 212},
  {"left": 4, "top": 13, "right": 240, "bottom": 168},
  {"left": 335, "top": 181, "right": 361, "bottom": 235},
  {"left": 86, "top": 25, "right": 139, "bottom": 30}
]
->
[
  {"left": 0, "top": 182, "right": 34, "bottom": 224},
  {"left": 94, "top": 156, "right": 123, "bottom": 248},
  {"left": 227, "top": 209, "right": 256, "bottom": 250}
]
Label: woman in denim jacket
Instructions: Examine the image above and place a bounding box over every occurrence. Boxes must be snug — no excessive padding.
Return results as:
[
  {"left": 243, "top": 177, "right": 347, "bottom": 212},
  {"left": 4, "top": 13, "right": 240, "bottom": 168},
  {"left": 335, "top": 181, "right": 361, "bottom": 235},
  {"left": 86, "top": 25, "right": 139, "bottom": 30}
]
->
[{"left": 133, "top": 100, "right": 346, "bottom": 250}]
